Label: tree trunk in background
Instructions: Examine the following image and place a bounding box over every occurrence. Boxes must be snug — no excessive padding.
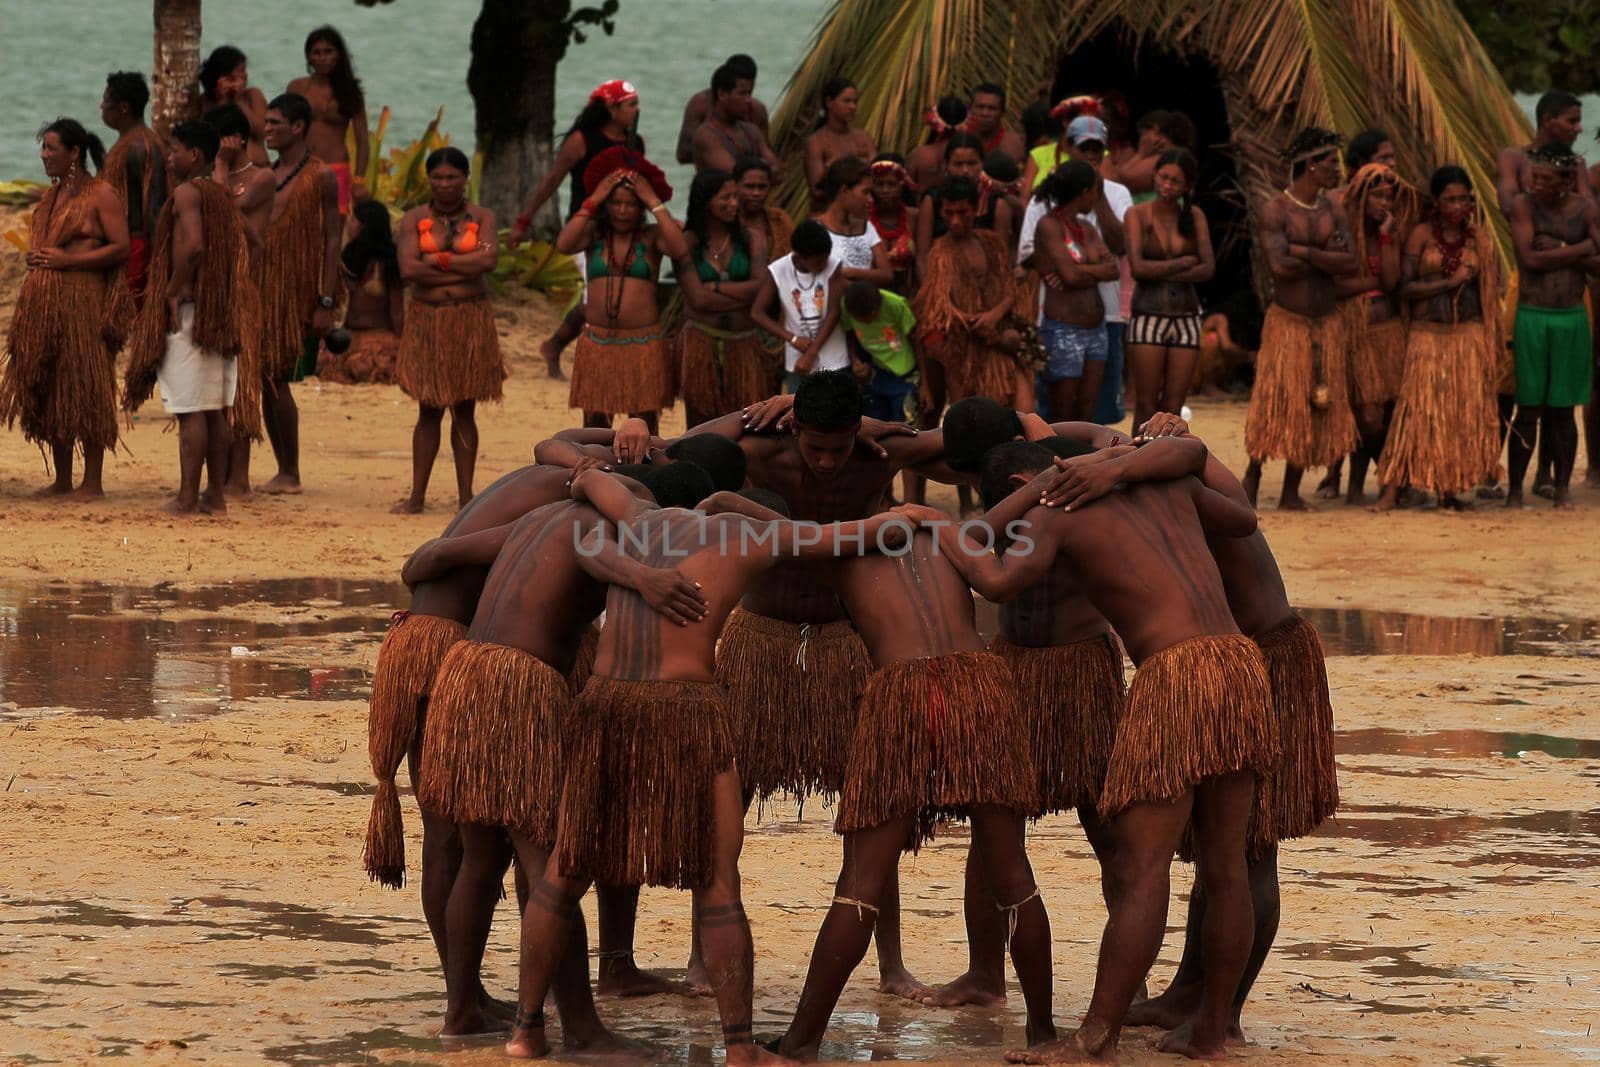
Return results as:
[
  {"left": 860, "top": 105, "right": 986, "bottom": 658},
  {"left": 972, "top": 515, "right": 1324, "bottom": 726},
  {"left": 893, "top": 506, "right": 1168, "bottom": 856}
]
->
[
  {"left": 468, "top": 0, "right": 568, "bottom": 229},
  {"left": 151, "top": 0, "right": 202, "bottom": 139}
]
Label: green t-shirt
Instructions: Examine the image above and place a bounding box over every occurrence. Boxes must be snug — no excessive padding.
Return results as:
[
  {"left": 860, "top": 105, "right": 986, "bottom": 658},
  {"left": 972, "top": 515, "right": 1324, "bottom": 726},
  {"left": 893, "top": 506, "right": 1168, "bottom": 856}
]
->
[{"left": 841, "top": 290, "right": 917, "bottom": 377}]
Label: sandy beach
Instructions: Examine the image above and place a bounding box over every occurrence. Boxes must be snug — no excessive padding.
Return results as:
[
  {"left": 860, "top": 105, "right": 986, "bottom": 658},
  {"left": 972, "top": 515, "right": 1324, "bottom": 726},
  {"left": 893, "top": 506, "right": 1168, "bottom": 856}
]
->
[{"left": 2, "top": 213, "right": 1599, "bottom": 1064}]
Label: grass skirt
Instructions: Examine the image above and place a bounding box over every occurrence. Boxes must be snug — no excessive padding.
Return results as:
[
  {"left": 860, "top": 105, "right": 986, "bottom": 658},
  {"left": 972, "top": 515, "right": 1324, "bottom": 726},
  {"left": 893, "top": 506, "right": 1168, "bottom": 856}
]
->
[
  {"left": 1378, "top": 321, "right": 1501, "bottom": 496},
  {"left": 1098, "top": 635, "right": 1278, "bottom": 819},
  {"left": 676, "top": 318, "right": 772, "bottom": 416},
  {"left": 990, "top": 633, "right": 1126, "bottom": 815},
  {"left": 835, "top": 651, "right": 1037, "bottom": 846},
  {"left": 319, "top": 328, "right": 399, "bottom": 385},
  {"left": 1347, "top": 309, "right": 1407, "bottom": 407},
  {"left": 556, "top": 676, "right": 735, "bottom": 890},
  {"left": 362, "top": 613, "right": 466, "bottom": 888},
  {"left": 1251, "top": 615, "right": 1339, "bottom": 855},
  {"left": 1, "top": 270, "right": 117, "bottom": 452},
  {"left": 1244, "top": 305, "right": 1357, "bottom": 467},
  {"left": 714, "top": 607, "right": 869, "bottom": 800},
  {"left": 568, "top": 324, "right": 672, "bottom": 415},
  {"left": 416, "top": 641, "right": 569, "bottom": 845},
  {"left": 397, "top": 297, "right": 506, "bottom": 408}
]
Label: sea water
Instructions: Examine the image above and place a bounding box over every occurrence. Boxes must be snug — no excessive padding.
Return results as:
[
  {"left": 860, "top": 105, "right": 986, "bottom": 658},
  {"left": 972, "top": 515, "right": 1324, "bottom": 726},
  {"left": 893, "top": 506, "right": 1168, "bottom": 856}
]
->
[{"left": 0, "top": 0, "right": 827, "bottom": 199}]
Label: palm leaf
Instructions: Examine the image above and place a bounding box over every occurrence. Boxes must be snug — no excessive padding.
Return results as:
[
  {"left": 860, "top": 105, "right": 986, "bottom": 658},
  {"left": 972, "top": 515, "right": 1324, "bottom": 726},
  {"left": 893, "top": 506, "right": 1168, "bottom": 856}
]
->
[{"left": 777, "top": 0, "right": 1530, "bottom": 265}]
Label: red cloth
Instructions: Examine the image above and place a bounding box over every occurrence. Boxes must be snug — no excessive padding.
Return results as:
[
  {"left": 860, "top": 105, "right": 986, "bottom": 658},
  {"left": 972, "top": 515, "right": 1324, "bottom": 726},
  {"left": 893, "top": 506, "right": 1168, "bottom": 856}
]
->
[
  {"left": 126, "top": 233, "right": 150, "bottom": 304},
  {"left": 329, "top": 162, "right": 353, "bottom": 215},
  {"left": 590, "top": 79, "right": 638, "bottom": 107}
]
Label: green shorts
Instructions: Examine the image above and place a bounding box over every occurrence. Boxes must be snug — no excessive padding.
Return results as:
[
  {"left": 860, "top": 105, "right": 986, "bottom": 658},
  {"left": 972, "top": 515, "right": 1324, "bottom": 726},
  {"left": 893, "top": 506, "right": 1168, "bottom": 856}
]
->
[{"left": 1513, "top": 304, "right": 1592, "bottom": 407}]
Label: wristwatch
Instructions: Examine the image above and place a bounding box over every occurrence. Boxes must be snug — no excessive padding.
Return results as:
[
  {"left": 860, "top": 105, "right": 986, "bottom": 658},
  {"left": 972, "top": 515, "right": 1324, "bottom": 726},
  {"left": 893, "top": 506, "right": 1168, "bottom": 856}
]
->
[{"left": 317, "top": 294, "right": 336, "bottom": 309}]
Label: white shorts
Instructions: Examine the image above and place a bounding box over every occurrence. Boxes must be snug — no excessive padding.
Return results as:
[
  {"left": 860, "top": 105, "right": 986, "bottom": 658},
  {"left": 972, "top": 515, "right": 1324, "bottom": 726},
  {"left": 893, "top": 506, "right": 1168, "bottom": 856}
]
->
[{"left": 158, "top": 303, "right": 238, "bottom": 414}]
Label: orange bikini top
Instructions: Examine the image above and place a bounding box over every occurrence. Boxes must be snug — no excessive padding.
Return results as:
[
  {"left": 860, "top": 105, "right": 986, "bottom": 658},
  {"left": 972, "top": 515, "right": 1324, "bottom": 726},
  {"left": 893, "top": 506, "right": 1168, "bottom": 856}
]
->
[{"left": 417, "top": 216, "right": 480, "bottom": 254}]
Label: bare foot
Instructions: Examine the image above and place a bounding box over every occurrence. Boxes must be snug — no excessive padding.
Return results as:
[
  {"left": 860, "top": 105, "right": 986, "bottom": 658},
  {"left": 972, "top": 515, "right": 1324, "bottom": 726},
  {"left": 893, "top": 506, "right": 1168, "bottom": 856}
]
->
[
  {"left": 440, "top": 1007, "right": 509, "bottom": 1038},
  {"left": 1124, "top": 986, "right": 1198, "bottom": 1030},
  {"left": 1439, "top": 494, "right": 1474, "bottom": 511},
  {"left": 65, "top": 485, "right": 104, "bottom": 501},
  {"left": 162, "top": 496, "right": 200, "bottom": 515},
  {"left": 1226, "top": 1019, "right": 1247, "bottom": 1047},
  {"left": 1314, "top": 481, "right": 1340, "bottom": 500},
  {"left": 1553, "top": 488, "right": 1577, "bottom": 509},
  {"left": 1505, "top": 490, "right": 1525, "bottom": 509},
  {"left": 541, "top": 339, "right": 566, "bottom": 381},
  {"left": 1157, "top": 1017, "right": 1230, "bottom": 1060},
  {"left": 915, "top": 971, "right": 1006, "bottom": 1008},
  {"left": 1475, "top": 483, "right": 1505, "bottom": 500},
  {"left": 32, "top": 482, "right": 71, "bottom": 498},
  {"left": 1370, "top": 492, "right": 1399, "bottom": 514},
  {"left": 730, "top": 1044, "right": 802, "bottom": 1066},
  {"left": 1344, "top": 489, "right": 1366, "bottom": 506},
  {"left": 597, "top": 957, "right": 698, "bottom": 998},
  {"left": 259, "top": 473, "right": 302, "bottom": 495},
  {"left": 684, "top": 958, "right": 714, "bottom": 997},
  {"left": 199, "top": 492, "right": 228, "bottom": 515},
  {"left": 1534, "top": 481, "right": 1556, "bottom": 500},
  {"left": 390, "top": 498, "right": 425, "bottom": 515},
  {"left": 505, "top": 1023, "right": 549, "bottom": 1059},
  {"left": 224, "top": 481, "right": 253, "bottom": 501},
  {"left": 564, "top": 1024, "right": 659, "bottom": 1058},
  {"left": 772, "top": 1036, "right": 818, "bottom": 1064},
  {"left": 1277, "top": 494, "right": 1313, "bottom": 512},
  {"left": 1003, "top": 1030, "right": 1112, "bottom": 1064},
  {"left": 877, "top": 965, "right": 933, "bottom": 1003},
  {"left": 1241, "top": 467, "right": 1261, "bottom": 508},
  {"left": 479, "top": 989, "right": 517, "bottom": 1024}
]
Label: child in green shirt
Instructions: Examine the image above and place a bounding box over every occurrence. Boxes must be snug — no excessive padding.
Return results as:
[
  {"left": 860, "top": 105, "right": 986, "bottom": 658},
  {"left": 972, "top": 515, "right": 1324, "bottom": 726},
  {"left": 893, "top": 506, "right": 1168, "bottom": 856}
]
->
[{"left": 841, "top": 281, "right": 918, "bottom": 421}]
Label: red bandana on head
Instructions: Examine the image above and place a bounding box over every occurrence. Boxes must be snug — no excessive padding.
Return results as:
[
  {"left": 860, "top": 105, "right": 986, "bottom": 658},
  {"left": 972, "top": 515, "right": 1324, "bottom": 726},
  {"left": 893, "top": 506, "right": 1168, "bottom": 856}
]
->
[
  {"left": 590, "top": 79, "right": 638, "bottom": 107},
  {"left": 582, "top": 145, "right": 674, "bottom": 205}
]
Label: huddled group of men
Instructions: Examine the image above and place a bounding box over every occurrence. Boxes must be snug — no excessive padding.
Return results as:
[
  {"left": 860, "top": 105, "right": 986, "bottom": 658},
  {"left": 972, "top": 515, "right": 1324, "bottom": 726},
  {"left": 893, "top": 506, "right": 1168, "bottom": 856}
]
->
[{"left": 362, "top": 369, "right": 1339, "bottom": 1063}]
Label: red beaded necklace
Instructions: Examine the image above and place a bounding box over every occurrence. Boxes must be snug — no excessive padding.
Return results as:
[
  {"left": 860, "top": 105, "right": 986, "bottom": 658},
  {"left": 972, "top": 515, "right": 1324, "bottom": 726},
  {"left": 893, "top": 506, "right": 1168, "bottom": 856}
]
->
[{"left": 1433, "top": 219, "right": 1471, "bottom": 276}]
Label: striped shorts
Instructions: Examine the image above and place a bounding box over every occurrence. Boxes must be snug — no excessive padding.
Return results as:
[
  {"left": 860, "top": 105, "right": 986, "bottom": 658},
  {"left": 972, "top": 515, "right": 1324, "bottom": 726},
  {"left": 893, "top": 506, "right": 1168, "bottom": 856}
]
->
[{"left": 1126, "top": 312, "right": 1203, "bottom": 350}]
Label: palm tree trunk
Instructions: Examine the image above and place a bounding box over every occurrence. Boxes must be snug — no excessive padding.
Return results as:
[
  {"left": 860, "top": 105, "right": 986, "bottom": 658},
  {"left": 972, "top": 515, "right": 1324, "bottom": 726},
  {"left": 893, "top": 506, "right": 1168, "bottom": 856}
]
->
[
  {"left": 151, "top": 0, "right": 202, "bottom": 139},
  {"left": 468, "top": 0, "right": 571, "bottom": 226}
]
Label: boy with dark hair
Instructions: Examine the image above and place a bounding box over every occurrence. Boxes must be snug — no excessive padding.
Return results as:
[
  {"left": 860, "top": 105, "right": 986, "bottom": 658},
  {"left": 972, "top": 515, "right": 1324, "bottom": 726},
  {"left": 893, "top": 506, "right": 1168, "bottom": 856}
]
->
[
  {"left": 100, "top": 70, "right": 168, "bottom": 318},
  {"left": 691, "top": 60, "right": 779, "bottom": 174},
  {"left": 841, "top": 280, "right": 919, "bottom": 421},
  {"left": 750, "top": 220, "right": 849, "bottom": 389},
  {"left": 677, "top": 54, "right": 771, "bottom": 166}
]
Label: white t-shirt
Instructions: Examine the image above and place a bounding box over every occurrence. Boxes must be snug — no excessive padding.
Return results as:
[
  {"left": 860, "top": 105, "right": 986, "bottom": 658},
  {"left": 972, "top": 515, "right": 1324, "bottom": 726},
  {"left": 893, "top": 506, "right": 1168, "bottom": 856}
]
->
[
  {"left": 824, "top": 221, "right": 883, "bottom": 271},
  {"left": 768, "top": 252, "right": 850, "bottom": 373},
  {"left": 1018, "top": 179, "right": 1132, "bottom": 323}
]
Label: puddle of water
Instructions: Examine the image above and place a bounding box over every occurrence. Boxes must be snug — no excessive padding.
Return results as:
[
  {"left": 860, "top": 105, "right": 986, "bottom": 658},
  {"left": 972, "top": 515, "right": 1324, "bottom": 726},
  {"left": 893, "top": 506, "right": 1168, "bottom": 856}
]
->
[
  {"left": 1312, "top": 805, "right": 1600, "bottom": 869},
  {"left": 1, "top": 895, "right": 408, "bottom": 947},
  {"left": 1338, "top": 728, "right": 1600, "bottom": 761},
  {"left": 0, "top": 578, "right": 408, "bottom": 719}
]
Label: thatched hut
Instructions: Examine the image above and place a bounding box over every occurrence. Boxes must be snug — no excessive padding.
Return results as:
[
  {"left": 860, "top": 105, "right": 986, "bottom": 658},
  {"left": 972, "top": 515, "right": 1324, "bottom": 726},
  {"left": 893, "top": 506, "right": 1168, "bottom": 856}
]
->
[{"left": 771, "top": 0, "right": 1530, "bottom": 294}]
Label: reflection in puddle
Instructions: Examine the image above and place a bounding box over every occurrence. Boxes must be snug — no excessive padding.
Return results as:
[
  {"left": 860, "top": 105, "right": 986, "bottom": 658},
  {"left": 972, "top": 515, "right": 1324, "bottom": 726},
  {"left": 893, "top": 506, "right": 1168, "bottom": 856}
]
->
[
  {"left": 1338, "top": 728, "right": 1600, "bottom": 761},
  {"left": 0, "top": 578, "right": 409, "bottom": 719}
]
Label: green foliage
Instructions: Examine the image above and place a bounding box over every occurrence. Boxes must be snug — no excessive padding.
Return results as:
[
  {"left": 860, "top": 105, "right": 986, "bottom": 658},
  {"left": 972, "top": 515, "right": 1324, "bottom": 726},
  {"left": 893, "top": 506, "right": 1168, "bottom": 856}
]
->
[
  {"left": 489, "top": 238, "right": 584, "bottom": 310},
  {"left": 1456, "top": 0, "right": 1600, "bottom": 93}
]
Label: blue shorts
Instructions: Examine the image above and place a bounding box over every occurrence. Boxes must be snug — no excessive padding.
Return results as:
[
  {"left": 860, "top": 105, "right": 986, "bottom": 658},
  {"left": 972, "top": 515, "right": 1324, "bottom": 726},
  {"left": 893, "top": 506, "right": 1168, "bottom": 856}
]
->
[
  {"left": 865, "top": 368, "right": 916, "bottom": 422},
  {"left": 1038, "top": 318, "right": 1109, "bottom": 382}
]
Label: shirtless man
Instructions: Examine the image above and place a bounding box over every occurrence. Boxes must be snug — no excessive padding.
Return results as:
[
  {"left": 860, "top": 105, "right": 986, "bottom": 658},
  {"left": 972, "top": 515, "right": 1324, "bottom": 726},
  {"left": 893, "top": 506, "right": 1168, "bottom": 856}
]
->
[
  {"left": 398, "top": 462, "right": 711, "bottom": 1039},
  {"left": 1498, "top": 92, "right": 1591, "bottom": 497},
  {"left": 1119, "top": 411, "right": 1338, "bottom": 1046},
  {"left": 366, "top": 462, "right": 706, "bottom": 1009},
  {"left": 99, "top": 71, "right": 168, "bottom": 313},
  {"left": 505, "top": 466, "right": 904, "bottom": 1063},
  {"left": 962, "top": 82, "right": 1026, "bottom": 164},
  {"left": 692, "top": 61, "right": 781, "bottom": 176},
  {"left": 921, "top": 438, "right": 1276, "bottom": 1063},
  {"left": 227, "top": 93, "right": 341, "bottom": 497},
  {"left": 1506, "top": 143, "right": 1600, "bottom": 508},
  {"left": 205, "top": 105, "right": 275, "bottom": 263},
  {"left": 1242, "top": 127, "right": 1358, "bottom": 510},
  {"left": 677, "top": 54, "right": 771, "bottom": 167}
]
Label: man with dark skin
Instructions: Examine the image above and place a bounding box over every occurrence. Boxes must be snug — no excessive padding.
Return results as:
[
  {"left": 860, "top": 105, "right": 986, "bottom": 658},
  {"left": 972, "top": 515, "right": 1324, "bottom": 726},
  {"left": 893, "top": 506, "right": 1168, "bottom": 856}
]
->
[
  {"left": 1506, "top": 143, "right": 1600, "bottom": 508},
  {"left": 692, "top": 62, "right": 781, "bottom": 176},
  {"left": 1071, "top": 411, "right": 1338, "bottom": 1046},
  {"left": 962, "top": 83, "right": 1027, "bottom": 164},
  {"left": 505, "top": 466, "right": 904, "bottom": 1064},
  {"left": 99, "top": 71, "right": 168, "bottom": 314},
  {"left": 1243, "top": 128, "right": 1358, "bottom": 510},
  {"left": 398, "top": 462, "right": 711, "bottom": 1041},
  {"left": 677, "top": 54, "right": 771, "bottom": 167},
  {"left": 906, "top": 440, "right": 1275, "bottom": 1063},
  {"left": 225, "top": 93, "right": 340, "bottom": 497},
  {"left": 205, "top": 104, "right": 275, "bottom": 266}
]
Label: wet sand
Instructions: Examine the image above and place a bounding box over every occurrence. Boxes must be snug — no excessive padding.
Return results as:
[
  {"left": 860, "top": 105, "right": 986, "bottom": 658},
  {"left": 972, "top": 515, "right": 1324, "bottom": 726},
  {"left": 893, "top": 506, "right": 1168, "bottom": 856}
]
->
[{"left": 3, "top": 225, "right": 1600, "bottom": 1063}]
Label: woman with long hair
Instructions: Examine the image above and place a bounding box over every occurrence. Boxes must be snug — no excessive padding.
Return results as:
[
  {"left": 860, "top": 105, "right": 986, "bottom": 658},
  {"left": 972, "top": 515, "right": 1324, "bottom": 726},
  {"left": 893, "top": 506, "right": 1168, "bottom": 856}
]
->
[
  {"left": 1124, "top": 148, "right": 1215, "bottom": 429},
  {"left": 510, "top": 80, "right": 644, "bottom": 380},
  {"left": 557, "top": 147, "right": 688, "bottom": 433},
  {"left": 321, "top": 201, "right": 403, "bottom": 385},
  {"left": 1, "top": 118, "right": 129, "bottom": 498},
  {"left": 1374, "top": 167, "right": 1502, "bottom": 511},
  {"left": 675, "top": 169, "right": 772, "bottom": 427},
  {"left": 286, "top": 25, "right": 369, "bottom": 215},
  {"left": 805, "top": 78, "right": 876, "bottom": 205},
  {"left": 199, "top": 45, "right": 268, "bottom": 166},
  {"left": 1330, "top": 163, "right": 1420, "bottom": 503},
  {"left": 392, "top": 148, "right": 506, "bottom": 513},
  {"left": 868, "top": 153, "right": 917, "bottom": 290},
  {"left": 1032, "top": 162, "right": 1120, "bottom": 422},
  {"left": 814, "top": 156, "right": 893, "bottom": 288}
]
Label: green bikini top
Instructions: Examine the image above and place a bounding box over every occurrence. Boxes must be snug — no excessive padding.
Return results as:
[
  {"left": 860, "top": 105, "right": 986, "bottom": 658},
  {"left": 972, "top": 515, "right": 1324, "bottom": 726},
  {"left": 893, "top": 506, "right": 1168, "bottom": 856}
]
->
[
  {"left": 694, "top": 243, "right": 752, "bottom": 283},
  {"left": 587, "top": 238, "right": 652, "bottom": 281}
]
